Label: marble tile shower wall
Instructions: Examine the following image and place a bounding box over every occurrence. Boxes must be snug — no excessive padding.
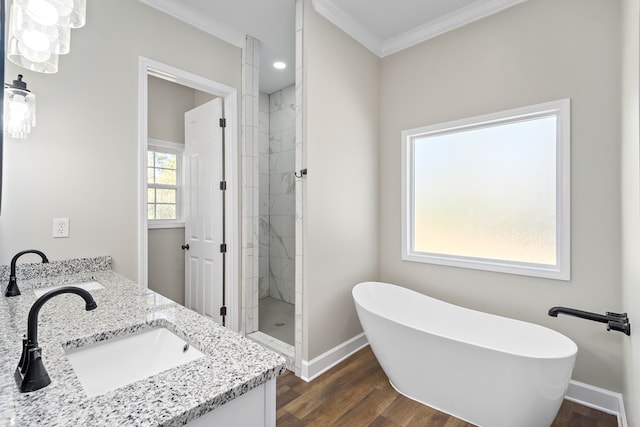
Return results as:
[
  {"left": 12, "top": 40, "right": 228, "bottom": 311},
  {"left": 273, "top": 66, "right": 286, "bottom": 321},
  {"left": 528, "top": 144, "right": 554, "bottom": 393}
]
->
[
  {"left": 242, "top": 36, "right": 261, "bottom": 333},
  {"left": 259, "top": 92, "right": 270, "bottom": 298},
  {"left": 258, "top": 86, "right": 296, "bottom": 305}
]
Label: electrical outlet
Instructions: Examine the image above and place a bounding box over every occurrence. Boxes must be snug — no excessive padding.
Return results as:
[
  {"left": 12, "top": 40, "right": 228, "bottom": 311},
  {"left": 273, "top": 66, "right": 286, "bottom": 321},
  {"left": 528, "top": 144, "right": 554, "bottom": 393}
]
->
[{"left": 52, "top": 218, "right": 70, "bottom": 238}]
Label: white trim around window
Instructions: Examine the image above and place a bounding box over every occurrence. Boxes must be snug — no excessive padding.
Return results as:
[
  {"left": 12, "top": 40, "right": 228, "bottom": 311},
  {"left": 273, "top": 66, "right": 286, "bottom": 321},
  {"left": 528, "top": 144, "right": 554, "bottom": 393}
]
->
[
  {"left": 401, "top": 99, "right": 571, "bottom": 280},
  {"left": 147, "top": 138, "right": 184, "bottom": 228}
]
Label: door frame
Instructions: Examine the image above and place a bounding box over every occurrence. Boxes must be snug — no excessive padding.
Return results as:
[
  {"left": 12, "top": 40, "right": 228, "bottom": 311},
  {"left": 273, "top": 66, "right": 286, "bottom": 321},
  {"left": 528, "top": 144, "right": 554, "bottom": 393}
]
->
[{"left": 137, "top": 56, "right": 239, "bottom": 332}]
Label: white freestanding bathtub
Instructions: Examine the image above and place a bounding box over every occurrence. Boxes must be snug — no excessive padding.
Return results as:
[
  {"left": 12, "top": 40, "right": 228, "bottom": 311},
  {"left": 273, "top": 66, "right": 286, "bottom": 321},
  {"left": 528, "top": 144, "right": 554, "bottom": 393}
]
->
[{"left": 352, "top": 282, "right": 577, "bottom": 427}]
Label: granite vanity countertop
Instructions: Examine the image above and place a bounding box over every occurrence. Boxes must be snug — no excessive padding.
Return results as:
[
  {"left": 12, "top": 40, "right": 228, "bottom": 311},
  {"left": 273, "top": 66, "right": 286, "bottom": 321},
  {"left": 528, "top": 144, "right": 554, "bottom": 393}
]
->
[{"left": 0, "top": 266, "right": 287, "bottom": 426}]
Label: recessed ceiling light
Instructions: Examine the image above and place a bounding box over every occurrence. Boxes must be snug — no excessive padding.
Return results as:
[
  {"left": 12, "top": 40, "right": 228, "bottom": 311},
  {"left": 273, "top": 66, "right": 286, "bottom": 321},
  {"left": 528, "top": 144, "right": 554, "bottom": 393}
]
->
[{"left": 273, "top": 61, "right": 287, "bottom": 70}]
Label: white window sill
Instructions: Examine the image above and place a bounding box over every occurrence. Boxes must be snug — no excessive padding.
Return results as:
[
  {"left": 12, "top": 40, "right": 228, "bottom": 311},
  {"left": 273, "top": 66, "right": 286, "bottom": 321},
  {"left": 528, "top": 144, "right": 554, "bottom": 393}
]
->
[{"left": 148, "top": 220, "right": 185, "bottom": 230}]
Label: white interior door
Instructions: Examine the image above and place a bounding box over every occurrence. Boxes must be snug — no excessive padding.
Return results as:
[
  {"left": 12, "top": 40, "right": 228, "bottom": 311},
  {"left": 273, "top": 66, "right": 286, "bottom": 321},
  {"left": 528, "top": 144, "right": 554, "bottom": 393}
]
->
[{"left": 184, "top": 98, "right": 224, "bottom": 323}]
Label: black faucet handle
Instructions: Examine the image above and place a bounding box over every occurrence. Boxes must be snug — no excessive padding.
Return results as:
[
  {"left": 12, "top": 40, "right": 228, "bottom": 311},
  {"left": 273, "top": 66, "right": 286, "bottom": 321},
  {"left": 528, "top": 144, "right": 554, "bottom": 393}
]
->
[
  {"left": 17, "top": 336, "right": 28, "bottom": 373},
  {"left": 606, "top": 311, "right": 628, "bottom": 320}
]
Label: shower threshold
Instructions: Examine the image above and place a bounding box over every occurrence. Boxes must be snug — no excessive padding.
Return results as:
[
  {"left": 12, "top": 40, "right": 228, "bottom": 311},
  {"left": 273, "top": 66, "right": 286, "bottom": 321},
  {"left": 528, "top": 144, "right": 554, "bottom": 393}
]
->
[{"left": 248, "top": 331, "right": 294, "bottom": 371}]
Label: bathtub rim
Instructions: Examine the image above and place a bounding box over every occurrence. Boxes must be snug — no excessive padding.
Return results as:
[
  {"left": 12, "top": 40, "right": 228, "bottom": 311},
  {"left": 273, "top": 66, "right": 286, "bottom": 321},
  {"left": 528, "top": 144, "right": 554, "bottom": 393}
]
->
[{"left": 353, "top": 281, "right": 578, "bottom": 360}]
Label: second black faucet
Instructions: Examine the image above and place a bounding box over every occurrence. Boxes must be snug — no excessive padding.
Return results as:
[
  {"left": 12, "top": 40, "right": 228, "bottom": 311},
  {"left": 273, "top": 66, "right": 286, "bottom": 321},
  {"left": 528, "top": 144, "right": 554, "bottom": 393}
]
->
[{"left": 4, "top": 249, "right": 49, "bottom": 297}]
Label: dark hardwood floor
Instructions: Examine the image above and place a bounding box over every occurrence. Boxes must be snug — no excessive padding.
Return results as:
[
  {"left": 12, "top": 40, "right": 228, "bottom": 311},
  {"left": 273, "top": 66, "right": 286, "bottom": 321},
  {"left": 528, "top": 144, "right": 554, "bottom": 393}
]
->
[{"left": 276, "top": 347, "right": 617, "bottom": 427}]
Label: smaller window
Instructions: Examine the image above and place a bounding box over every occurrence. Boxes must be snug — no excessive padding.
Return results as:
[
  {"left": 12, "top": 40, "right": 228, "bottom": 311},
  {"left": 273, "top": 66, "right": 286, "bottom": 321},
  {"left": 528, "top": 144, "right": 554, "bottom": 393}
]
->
[{"left": 147, "top": 139, "right": 184, "bottom": 227}]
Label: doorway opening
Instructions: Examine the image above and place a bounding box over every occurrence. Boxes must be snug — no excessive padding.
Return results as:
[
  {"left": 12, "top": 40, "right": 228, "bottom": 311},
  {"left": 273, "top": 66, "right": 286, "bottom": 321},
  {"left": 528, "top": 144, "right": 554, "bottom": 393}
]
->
[
  {"left": 242, "top": 0, "right": 304, "bottom": 373},
  {"left": 138, "top": 57, "right": 239, "bottom": 331},
  {"left": 243, "top": 38, "right": 297, "bottom": 369}
]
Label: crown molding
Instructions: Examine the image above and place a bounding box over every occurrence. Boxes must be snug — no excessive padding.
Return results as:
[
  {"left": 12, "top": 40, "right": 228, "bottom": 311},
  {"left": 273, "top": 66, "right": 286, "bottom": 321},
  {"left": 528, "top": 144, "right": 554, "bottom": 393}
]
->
[
  {"left": 312, "top": 0, "right": 527, "bottom": 58},
  {"left": 311, "top": 0, "right": 384, "bottom": 56},
  {"left": 381, "top": 0, "right": 527, "bottom": 57},
  {"left": 137, "top": 0, "right": 246, "bottom": 48}
]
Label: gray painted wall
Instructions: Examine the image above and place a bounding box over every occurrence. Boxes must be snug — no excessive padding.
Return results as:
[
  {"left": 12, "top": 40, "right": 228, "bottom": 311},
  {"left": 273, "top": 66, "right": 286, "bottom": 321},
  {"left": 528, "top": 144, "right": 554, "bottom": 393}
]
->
[
  {"left": 303, "top": 1, "right": 380, "bottom": 360},
  {"left": 148, "top": 227, "right": 185, "bottom": 305}
]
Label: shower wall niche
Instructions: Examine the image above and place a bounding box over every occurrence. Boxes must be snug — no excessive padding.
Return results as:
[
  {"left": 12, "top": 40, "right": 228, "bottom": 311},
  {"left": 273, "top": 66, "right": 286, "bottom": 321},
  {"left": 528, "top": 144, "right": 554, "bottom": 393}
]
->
[{"left": 259, "top": 85, "right": 296, "bottom": 304}]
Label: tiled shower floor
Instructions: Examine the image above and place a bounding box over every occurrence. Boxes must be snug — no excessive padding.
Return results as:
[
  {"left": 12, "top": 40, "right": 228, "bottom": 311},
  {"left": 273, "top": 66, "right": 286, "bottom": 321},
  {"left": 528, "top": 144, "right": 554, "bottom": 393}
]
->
[{"left": 259, "top": 297, "right": 294, "bottom": 346}]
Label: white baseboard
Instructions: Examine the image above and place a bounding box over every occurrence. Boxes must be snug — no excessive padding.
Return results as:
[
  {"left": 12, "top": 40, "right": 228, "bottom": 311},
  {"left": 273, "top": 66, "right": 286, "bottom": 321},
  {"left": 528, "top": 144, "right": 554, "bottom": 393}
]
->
[
  {"left": 566, "top": 380, "right": 627, "bottom": 427},
  {"left": 300, "top": 332, "right": 368, "bottom": 382},
  {"left": 300, "top": 334, "right": 628, "bottom": 427}
]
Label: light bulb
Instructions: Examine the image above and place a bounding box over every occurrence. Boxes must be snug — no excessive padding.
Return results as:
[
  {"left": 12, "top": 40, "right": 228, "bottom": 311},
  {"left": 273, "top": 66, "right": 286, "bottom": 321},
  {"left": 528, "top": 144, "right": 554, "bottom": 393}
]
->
[
  {"left": 25, "top": 0, "right": 59, "bottom": 26},
  {"left": 20, "top": 29, "right": 51, "bottom": 52},
  {"left": 18, "top": 41, "right": 52, "bottom": 63},
  {"left": 9, "top": 96, "right": 29, "bottom": 123}
]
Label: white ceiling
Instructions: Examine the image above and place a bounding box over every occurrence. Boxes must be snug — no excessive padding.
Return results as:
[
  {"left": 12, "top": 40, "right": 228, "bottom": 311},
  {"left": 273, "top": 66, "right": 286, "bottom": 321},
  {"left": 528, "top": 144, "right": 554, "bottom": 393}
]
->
[
  {"left": 138, "top": 0, "right": 296, "bottom": 94},
  {"left": 138, "top": 0, "right": 526, "bottom": 94}
]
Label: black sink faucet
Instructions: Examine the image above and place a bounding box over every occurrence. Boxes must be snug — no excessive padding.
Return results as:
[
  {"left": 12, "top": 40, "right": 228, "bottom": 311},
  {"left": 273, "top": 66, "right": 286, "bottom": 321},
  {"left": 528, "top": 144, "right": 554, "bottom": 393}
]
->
[
  {"left": 5, "top": 249, "right": 50, "bottom": 297},
  {"left": 15, "top": 287, "right": 97, "bottom": 393}
]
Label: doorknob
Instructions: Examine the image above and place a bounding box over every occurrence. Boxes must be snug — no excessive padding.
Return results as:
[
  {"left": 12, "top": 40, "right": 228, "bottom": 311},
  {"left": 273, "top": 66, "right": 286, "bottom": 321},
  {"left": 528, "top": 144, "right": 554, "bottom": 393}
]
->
[{"left": 181, "top": 244, "right": 190, "bottom": 250}]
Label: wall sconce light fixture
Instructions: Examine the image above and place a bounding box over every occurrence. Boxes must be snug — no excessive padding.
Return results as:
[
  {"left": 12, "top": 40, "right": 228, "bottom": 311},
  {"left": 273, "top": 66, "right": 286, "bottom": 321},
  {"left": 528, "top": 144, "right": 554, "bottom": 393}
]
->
[
  {"left": 4, "top": 74, "right": 36, "bottom": 139},
  {"left": 7, "top": 0, "right": 86, "bottom": 74}
]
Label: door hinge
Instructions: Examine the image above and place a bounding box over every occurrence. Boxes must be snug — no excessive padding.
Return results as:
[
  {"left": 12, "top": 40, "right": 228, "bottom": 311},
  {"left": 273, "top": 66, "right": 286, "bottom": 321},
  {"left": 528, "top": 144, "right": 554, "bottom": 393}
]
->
[
  {"left": 220, "top": 306, "right": 227, "bottom": 316},
  {"left": 219, "top": 181, "right": 227, "bottom": 191},
  {"left": 220, "top": 243, "right": 227, "bottom": 253},
  {"left": 219, "top": 118, "right": 226, "bottom": 128}
]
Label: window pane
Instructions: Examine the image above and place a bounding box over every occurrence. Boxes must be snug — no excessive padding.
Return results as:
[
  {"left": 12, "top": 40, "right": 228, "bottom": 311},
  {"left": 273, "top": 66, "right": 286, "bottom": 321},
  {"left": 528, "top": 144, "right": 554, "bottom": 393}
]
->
[
  {"left": 156, "top": 188, "right": 176, "bottom": 203},
  {"left": 155, "top": 152, "right": 176, "bottom": 169},
  {"left": 156, "top": 204, "right": 176, "bottom": 220},
  {"left": 155, "top": 168, "right": 176, "bottom": 185},
  {"left": 147, "top": 148, "right": 182, "bottom": 222},
  {"left": 412, "top": 115, "right": 557, "bottom": 265}
]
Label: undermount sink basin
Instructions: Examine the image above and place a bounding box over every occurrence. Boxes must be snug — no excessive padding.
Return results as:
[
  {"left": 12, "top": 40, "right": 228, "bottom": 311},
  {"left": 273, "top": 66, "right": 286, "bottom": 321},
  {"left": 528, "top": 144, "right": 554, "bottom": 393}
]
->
[
  {"left": 33, "top": 281, "right": 105, "bottom": 298},
  {"left": 64, "top": 327, "right": 204, "bottom": 397}
]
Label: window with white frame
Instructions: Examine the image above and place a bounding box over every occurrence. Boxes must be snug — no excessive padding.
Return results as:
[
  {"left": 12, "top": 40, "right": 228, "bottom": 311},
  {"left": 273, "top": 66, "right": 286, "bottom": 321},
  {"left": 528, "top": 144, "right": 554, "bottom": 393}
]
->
[
  {"left": 401, "top": 99, "right": 570, "bottom": 280},
  {"left": 147, "top": 139, "right": 184, "bottom": 227}
]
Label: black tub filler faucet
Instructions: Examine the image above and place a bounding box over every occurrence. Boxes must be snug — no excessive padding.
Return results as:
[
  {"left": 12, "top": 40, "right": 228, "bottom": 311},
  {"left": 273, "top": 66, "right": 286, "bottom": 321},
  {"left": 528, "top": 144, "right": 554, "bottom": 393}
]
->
[{"left": 549, "top": 306, "right": 631, "bottom": 336}]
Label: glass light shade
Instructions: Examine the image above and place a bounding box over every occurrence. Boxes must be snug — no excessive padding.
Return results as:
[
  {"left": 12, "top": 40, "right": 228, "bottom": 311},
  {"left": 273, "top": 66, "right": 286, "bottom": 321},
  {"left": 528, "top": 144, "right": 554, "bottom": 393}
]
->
[
  {"left": 48, "top": 0, "right": 73, "bottom": 17},
  {"left": 22, "top": 0, "right": 60, "bottom": 26},
  {"left": 4, "top": 87, "right": 36, "bottom": 139},
  {"left": 43, "top": 0, "right": 85, "bottom": 28},
  {"left": 11, "top": 1, "right": 59, "bottom": 45},
  {"left": 53, "top": 16, "right": 71, "bottom": 54},
  {"left": 67, "top": 0, "right": 86, "bottom": 28},
  {"left": 8, "top": 36, "right": 59, "bottom": 73},
  {"left": 7, "top": 0, "right": 86, "bottom": 74},
  {"left": 8, "top": 2, "right": 59, "bottom": 72}
]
